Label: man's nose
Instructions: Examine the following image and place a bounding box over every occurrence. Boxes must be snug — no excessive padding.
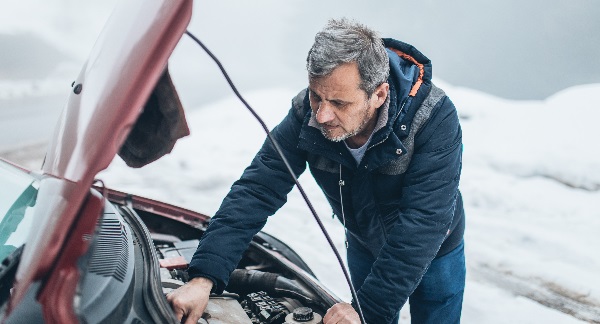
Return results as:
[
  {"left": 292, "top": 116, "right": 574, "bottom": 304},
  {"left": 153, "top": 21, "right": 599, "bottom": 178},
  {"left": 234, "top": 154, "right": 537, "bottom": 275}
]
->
[{"left": 316, "top": 102, "right": 335, "bottom": 124}]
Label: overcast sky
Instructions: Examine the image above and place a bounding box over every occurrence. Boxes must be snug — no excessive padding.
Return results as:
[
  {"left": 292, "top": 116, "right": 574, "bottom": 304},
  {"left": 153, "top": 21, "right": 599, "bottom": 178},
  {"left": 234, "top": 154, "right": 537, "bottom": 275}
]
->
[
  {"left": 179, "top": 0, "right": 600, "bottom": 101},
  {"left": 1, "top": 0, "right": 599, "bottom": 150}
]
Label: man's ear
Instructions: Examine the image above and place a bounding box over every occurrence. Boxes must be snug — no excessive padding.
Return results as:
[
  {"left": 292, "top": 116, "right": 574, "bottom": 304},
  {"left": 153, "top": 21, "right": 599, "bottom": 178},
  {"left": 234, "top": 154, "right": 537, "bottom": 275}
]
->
[{"left": 371, "top": 82, "right": 389, "bottom": 109}]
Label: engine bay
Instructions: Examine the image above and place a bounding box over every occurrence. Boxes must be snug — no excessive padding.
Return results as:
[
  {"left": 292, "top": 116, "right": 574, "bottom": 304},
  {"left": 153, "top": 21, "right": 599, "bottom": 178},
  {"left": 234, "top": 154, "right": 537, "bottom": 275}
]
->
[
  {"left": 0, "top": 182, "right": 336, "bottom": 323},
  {"left": 155, "top": 239, "right": 325, "bottom": 324}
]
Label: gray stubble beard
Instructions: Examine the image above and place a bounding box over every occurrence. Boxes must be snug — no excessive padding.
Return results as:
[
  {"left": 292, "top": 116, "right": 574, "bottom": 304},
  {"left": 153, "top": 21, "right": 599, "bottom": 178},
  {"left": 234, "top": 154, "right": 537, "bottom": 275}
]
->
[{"left": 318, "top": 101, "right": 373, "bottom": 143}]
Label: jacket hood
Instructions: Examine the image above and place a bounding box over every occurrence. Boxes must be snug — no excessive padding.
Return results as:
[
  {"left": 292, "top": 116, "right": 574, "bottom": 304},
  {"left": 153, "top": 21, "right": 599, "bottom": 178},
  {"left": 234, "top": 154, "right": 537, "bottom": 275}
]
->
[
  {"left": 383, "top": 38, "right": 432, "bottom": 94},
  {"left": 382, "top": 38, "right": 432, "bottom": 123},
  {"left": 352, "top": 38, "right": 432, "bottom": 168}
]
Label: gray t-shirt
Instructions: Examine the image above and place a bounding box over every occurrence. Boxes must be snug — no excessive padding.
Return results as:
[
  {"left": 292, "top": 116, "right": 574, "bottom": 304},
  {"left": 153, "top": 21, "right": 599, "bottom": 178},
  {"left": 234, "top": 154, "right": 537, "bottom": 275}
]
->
[{"left": 344, "top": 135, "right": 372, "bottom": 165}]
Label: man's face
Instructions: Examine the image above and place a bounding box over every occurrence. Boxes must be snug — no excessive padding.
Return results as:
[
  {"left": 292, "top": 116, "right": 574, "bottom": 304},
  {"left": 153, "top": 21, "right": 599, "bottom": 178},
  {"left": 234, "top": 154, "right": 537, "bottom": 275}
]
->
[{"left": 308, "top": 62, "right": 386, "bottom": 147}]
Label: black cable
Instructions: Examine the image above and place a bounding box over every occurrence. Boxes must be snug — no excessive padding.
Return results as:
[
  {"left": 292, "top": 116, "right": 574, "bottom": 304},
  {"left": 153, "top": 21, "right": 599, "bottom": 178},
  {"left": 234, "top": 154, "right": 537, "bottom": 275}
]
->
[{"left": 185, "top": 30, "right": 366, "bottom": 324}]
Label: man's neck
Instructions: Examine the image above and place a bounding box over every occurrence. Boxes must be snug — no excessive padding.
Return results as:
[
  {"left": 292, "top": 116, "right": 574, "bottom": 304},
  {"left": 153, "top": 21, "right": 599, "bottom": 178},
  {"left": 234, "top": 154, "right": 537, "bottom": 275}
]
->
[
  {"left": 345, "top": 94, "right": 390, "bottom": 149},
  {"left": 345, "top": 114, "right": 378, "bottom": 149}
]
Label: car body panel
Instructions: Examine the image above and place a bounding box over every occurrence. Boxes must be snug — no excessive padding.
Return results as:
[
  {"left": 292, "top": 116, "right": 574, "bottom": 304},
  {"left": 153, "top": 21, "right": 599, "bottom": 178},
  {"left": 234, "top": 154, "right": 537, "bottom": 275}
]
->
[
  {"left": 37, "top": 190, "right": 104, "bottom": 323},
  {"left": 103, "top": 187, "right": 209, "bottom": 229},
  {"left": 8, "top": 0, "right": 193, "bottom": 316}
]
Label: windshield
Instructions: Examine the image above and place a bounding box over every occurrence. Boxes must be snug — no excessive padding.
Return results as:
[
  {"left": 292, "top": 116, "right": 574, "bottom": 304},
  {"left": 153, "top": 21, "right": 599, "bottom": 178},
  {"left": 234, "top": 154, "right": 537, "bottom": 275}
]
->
[{"left": 0, "top": 161, "right": 38, "bottom": 261}]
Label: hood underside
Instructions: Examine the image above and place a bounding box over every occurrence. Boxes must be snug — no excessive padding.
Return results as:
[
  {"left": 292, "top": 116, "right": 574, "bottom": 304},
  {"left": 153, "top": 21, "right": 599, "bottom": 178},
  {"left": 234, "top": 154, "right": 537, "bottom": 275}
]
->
[{"left": 10, "top": 0, "right": 193, "bottom": 312}]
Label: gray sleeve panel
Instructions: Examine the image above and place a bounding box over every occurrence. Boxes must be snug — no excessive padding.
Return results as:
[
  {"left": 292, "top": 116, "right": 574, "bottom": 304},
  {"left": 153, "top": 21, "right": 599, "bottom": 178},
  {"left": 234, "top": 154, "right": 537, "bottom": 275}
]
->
[{"left": 292, "top": 88, "right": 310, "bottom": 121}]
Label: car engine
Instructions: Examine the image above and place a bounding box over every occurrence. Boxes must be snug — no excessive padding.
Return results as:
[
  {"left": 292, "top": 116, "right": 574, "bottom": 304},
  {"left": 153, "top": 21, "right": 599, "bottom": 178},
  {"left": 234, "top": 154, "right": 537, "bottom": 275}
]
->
[{"left": 155, "top": 239, "right": 325, "bottom": 324}]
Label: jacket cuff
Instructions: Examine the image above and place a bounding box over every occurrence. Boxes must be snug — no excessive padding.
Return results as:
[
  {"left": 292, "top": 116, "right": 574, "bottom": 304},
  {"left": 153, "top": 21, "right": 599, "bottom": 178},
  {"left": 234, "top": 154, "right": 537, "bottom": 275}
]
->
[
  {"left": 354, "top": 293, "right": 396, "bottom": 324},
  {"left": 187, "top": 263, "right": 227, "bottom": 294}
]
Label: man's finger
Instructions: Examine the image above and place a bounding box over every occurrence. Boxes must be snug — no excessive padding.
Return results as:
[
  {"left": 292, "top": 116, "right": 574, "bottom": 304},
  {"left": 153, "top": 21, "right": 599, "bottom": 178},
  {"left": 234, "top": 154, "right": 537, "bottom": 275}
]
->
[
  {"left": 323, "top": 305, "right": 338, "bottom": 323},
  {"left": 183, "top": 310, "right": 203, "bottom": 324},
  {"left": 166, "top": 293, "right": 183, "bottom": 322},
  {"left": 172, "top": 306, "right": 185, "bottom": 322}
]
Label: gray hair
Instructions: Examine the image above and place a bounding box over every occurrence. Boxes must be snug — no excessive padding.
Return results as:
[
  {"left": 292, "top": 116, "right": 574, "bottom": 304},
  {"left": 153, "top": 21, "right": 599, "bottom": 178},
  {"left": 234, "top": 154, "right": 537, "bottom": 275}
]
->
[{"left": 306, "top": 18, "right": 389, "bottom": 95}]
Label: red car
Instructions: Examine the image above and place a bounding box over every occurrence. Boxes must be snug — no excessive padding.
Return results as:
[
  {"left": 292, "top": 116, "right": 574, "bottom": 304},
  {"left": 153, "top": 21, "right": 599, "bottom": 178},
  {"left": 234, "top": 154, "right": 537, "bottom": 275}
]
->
[{"left": 0, "top": 0, "right": 339, "bottom": 322}]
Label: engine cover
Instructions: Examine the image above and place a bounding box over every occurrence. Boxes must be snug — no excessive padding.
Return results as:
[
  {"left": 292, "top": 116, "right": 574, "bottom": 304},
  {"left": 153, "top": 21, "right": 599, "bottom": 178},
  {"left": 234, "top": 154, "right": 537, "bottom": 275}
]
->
[{"left": 199, "top": 296, "right": 252, "bottom": 324}]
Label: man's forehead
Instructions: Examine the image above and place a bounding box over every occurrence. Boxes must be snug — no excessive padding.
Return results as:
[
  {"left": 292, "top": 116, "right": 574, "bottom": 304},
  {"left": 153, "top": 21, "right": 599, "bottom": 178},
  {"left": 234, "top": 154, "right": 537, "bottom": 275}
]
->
[
  {"left": 308, "top": 80, "right": 362, "bottom": 101},
  {"left": 308, "top": 74, "right": 362, "bottom": 95}
]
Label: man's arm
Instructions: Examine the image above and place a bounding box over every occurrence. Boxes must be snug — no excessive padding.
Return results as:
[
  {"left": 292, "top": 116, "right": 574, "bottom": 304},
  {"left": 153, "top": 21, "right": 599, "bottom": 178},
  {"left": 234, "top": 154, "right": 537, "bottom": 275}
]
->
[
  {"left": 166, "top": 98, "right": 308, "bottom": 320},
  {"left": 187, "top": 102, "right": 308, "bottom": 291},
  {"left": 357, "top": 95, "right": 463, "bottom": 323}
]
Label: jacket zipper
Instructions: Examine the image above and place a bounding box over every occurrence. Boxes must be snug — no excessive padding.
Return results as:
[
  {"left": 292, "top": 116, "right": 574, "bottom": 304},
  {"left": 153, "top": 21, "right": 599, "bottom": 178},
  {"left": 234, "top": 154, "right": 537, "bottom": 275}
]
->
[{"left": 338, "top": 164, "right": 348, "bottom": 249}]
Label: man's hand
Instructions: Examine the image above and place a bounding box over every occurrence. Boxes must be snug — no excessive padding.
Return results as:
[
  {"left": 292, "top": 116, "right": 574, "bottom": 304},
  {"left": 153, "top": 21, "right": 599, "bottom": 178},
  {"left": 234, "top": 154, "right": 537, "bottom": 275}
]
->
[
  {"left": 323, "top": 302, "right": 361, "bottom": 324},
  {"left": 166, "top": 276, "right": 213, "bottom": 324}
]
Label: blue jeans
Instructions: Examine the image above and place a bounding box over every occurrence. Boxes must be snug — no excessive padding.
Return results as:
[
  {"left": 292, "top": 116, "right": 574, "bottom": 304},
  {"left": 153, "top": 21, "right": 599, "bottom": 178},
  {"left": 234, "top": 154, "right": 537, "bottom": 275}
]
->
[{"left": 347, "top": 237, "right": 465, "bottom": 324}]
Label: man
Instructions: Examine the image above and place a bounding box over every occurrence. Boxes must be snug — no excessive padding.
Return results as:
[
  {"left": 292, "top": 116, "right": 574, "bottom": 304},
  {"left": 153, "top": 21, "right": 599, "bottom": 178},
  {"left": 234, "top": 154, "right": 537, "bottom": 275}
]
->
[{"left": 168, "top": 18, "right": 465, "bottom": 324}]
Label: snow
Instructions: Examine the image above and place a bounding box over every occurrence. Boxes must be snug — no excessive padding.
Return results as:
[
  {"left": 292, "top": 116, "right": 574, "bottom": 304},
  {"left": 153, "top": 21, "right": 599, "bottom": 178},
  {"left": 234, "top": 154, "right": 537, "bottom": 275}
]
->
[{"left": 98, "top": 81, "right": 600, "bottom": 323}]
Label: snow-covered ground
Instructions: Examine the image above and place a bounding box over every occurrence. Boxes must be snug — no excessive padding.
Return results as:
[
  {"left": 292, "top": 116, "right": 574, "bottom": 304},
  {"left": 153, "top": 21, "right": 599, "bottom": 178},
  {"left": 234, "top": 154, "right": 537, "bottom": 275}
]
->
[{"left": 97, "top": 81, "right": 600, "bottom": 323}]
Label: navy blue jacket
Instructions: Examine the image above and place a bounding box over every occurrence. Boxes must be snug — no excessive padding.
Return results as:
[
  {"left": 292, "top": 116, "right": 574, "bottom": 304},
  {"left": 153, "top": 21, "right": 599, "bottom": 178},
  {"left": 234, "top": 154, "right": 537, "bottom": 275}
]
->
[{"left": 189, "top": 38, "right": 465, "bottom": 323}]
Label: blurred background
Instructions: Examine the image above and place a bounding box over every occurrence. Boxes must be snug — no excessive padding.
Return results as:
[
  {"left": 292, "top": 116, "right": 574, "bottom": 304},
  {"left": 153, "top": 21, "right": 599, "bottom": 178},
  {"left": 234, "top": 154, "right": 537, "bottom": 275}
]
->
[{"left": 1, "top": 0, "right": 600, "bottom": 153}]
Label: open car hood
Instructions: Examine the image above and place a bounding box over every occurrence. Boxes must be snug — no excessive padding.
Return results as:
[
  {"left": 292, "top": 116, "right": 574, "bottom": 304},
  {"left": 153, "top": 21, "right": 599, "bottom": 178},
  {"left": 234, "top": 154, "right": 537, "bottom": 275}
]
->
[
  {"left": 43, "top": 0, "right": 191, "bottom": 180},
  {"left": 10, "top": 0, "right": 193, "bottom": 309}
]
